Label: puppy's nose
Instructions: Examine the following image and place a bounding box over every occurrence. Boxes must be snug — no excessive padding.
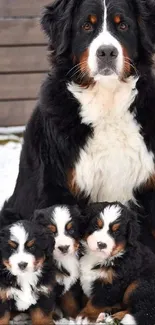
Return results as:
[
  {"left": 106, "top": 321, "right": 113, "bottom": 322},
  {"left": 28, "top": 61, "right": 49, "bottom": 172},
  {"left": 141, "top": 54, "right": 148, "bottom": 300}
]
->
[
  {"left": 97, "top": 45, "right": 118, "bottom": 60},
  {"left": 97, "top": 242, "right": 107, "bottom": 250},
  {"left": 18, "top": 262, "right": 28, "bottom": 270},
  {"left": 58, "top": 245, "right": 70, "bottom": 253}
]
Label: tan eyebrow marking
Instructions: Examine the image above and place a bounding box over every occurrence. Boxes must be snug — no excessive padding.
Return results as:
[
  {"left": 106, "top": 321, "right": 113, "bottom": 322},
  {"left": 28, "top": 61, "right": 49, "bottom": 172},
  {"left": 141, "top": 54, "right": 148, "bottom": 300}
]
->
[
  {"left": 48, "top": 224, "right": 57, "bottom": 233},
  {"left": 114, "top": 15, "right": 121, "bottom": 24},
  {"left": 89, "top": 15, "right": 97, "bottom": 24},
  {"left": 66, "top": 222, "right": 73, "bottom": 231},
  {"left": 26, "top": 239, "right": 35, "bottom": 248},
  {"left": 8, "top": 240, "right": 17, "bottom": 248},
  {"left": 97, "top": 218, "right": 104, "bottom": 229},
  {"left": 112, "top": 223, "right": 120, "bottom": 232}
]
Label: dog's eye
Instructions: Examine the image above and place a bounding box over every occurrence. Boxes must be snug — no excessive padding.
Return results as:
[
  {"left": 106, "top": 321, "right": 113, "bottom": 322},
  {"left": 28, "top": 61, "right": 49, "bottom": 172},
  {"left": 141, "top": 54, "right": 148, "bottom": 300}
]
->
[
  {"left": 82, "top": 22, "right": 93, "bottom": 31},
  {"left": 118, "top": 22, "right": 128, "bottom": 31},
  {"left": 8, "top": 240, "right": 18, "bottom": 250}
]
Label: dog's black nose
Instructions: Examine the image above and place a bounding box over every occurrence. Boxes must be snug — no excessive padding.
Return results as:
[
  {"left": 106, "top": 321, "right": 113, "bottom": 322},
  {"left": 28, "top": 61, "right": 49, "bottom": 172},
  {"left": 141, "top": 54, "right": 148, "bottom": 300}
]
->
[
  {"left": 97, "top": 45, "right": 118, "bottom": 59},
  {"left": 18, "top": 262, "right": 28, "bottom": 270},
  {"left": 97, "top": 242, "right": 107, "bottom": 250},
  {"left": 58, "top": 245, "right": 70, "bottom": 253}
]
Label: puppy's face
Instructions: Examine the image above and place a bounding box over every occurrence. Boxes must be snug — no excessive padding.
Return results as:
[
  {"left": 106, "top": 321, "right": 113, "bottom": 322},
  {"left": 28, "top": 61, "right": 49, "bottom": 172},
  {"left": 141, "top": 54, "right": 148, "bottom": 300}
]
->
[
  {"left": 0, "top": 221, "right": 54, "bottom": 277},
  {"left": 82, "top": 203, "right": 139, "bottom": 260},
  {"left": 42, "top": 0, "right": 155, "bottom": 84},
  {"left": 34, "top": 205, "right": 81, "bottom": 260}
]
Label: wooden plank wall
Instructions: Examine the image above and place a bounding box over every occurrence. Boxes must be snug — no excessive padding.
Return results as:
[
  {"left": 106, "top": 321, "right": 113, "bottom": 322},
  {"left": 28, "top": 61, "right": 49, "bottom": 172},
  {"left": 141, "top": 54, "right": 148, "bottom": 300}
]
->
[{"left": 0, "top": 0, "right": 50, "bottom": 126}]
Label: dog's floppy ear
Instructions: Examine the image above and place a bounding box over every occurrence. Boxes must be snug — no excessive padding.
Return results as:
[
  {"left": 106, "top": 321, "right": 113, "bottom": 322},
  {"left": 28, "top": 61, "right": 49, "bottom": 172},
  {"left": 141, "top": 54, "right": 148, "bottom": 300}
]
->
[
  {"left": 35, "top": 225, "right": 55, "bottom": 257},
  {"left": 126, "top": 209, "right": 140, "bottom": 246},
  {"left": 32, "top": 209, "right": 49, "bottom": 227},
  {"left": 41, "top": 0, "right": 75, "bottom": 55}
]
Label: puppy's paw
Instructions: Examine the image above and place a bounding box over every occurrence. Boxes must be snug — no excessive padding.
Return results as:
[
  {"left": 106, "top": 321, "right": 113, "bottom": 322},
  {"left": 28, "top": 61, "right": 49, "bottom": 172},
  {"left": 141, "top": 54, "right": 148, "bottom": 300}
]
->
[{"left": 76, "top": 316, "right": 90, "bottom": 325}]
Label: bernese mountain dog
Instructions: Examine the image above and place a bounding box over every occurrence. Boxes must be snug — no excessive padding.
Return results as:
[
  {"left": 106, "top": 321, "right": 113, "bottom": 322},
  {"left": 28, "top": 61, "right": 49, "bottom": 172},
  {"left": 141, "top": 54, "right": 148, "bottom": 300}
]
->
[
  {"left": 77, "top": 202, "right": 155, "bottom": 325},
  {"left": 2, "top": 0, "right": 155, "bottom": 239},
  {"left": 33, "top": 205, "right": 83, "bottom": 319},
  {"left": 0, "top": 220, "right": 55, "bottom": 325}
]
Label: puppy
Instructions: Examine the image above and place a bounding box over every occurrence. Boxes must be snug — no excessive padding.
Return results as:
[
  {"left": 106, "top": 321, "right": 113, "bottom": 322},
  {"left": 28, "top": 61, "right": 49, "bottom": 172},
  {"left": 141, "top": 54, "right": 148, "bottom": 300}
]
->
[
  {"left": 0, "top": 220, "right": 55, "bottom": 325},
  {"left": 77, "top": 202, "right": 155, "bottom": 325},
  {"left": 34, "top": 205, "right": 83, "bottom": 319}
]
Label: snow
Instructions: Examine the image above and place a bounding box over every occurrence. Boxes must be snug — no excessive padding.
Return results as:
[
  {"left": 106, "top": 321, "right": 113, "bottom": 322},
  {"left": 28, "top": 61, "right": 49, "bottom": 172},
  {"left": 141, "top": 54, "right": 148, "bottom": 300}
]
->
[{"left": 0, "top": 141, "right": 22, "bottom": 209}]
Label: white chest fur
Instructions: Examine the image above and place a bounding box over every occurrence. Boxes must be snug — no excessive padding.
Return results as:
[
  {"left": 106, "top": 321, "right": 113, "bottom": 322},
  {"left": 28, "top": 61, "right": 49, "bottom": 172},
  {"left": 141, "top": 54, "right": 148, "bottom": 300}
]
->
[
  {"left": 56, "top": 255, "right": 79, "bottom": 294},
  {"left": 80, "top": 250, "right": 109, "bottom": 298},
  {"left": 9, "top": 271, "right": 45, "bottom": 311},
  {"left": 68, "top": 77, "right": 154, "bottom": 204}
]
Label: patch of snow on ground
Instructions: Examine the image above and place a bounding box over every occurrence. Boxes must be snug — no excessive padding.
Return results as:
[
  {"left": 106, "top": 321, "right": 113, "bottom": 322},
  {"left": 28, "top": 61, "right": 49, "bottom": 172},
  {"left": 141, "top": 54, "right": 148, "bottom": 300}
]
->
[{"left": 0, "top": 141, "right": 22, "bottom": 209}]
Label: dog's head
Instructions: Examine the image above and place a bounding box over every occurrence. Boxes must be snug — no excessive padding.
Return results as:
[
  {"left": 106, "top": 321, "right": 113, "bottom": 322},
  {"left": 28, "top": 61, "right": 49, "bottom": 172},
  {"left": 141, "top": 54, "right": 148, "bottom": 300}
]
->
[
  {"left": 0, "top": 220, "right": 54, "bottom": 277},
  {"left": 33, "top": 205, "right": 81, "bottom": 260},
  {"left": 81, "top": 202, "right": 140, "bottom": 260},
  {"left": 42, "top": 0, "right": 155, "bottom": 84}
]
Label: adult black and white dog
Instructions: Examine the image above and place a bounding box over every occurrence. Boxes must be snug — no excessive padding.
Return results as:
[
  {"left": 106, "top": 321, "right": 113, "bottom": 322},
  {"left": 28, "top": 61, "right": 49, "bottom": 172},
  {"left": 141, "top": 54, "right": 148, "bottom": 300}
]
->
[{"left": 2, "top": 0, "right": 155, "bottom": 235}]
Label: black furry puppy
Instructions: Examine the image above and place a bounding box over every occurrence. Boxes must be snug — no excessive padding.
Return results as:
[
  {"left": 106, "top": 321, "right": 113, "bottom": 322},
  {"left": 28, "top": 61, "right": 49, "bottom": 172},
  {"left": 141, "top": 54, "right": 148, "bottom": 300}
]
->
[
  {"left": 77, "top": 202, "right": 155, "bottom": 325},
  {"left": 0, "top": 220, "right": 55, "bottom": 325},
  {"left": 33, "top": 205, "right": 83, "bottom": 319}
]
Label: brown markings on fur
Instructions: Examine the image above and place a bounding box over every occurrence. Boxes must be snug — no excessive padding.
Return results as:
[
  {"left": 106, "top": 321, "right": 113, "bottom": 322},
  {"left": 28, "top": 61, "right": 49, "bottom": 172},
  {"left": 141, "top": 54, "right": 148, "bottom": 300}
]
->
[
  {"left": 79, "top": 49, "right": 90, "bottom": 74},
  {"left": 152, "top": 229, "right": 155, "bottom": 238},
  {"left": 3, "top": 260, "right": 11, "bottom": 270},
  {"left": 66, "top": 222, "right": 73, "bottom": 231},
  {"left": 79, "top": 301, "right": 121, "bottom": 322},
  {"left": 26, "top": 239, "right": 35, "bottom": 248},
  {"left": 122, "top": 47, "right": 131, "bottom": 75},
  {"left": 112, "top": 310, "right": 128, "bottom": 321},
  {"left": 123, "top": 281, "right": 138, "bottom": 306},
  {"left": 114, "top": 15, "right": 121, "bottom": 24},
  {"left": 0, "top": 289, "right": 8, "bottom": 302},
  {"left": 8, "top": 240, "right": 17, "bottom": 249},
  {"left": 60, "top": 291, "right": 80, "bottom": 318},
  {"left": 112, "top": 223, "right": 120, "bottom": 232},
  {"left": 111, "top": 242, "right": 126, "bottom": 257},
  {"left": 67, "top": 169, "right": 80, "bottom": 197},
  {"left": 31, "top": 308, "right": 54, "bottom": 325},
  {"left": 34, "top": 257, "right": 45, "bottom": 270},
  {"left": 0, "top": 312, "right": 10, "bottom": 325},
  {"left": 145, "top": 174, "right": 155, "bottom": 190},
  {"left": 89, "top": 15, "right": 97, "bottom": 24},
  {"left": 97, "top": 218, "right": 104, "bottom": 229},
  {"left": 48, "top": 224, "right": 57, "bottom": 234},
  {"left": 74, "top": 240, "right": 79, "bottom": 251},
  {"left": 101, "top": 267, "right": 116, "bottom": 285}
]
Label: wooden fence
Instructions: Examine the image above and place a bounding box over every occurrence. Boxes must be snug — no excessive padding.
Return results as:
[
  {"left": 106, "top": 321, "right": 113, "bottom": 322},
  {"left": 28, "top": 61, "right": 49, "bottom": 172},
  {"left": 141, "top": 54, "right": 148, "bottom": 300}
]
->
[{"left": 0, "top": 0, "right": 50, "bottom": 126}]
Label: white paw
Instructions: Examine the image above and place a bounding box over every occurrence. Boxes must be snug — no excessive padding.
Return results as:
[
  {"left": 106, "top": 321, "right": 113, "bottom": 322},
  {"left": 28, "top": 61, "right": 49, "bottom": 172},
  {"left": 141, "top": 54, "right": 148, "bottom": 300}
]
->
[
  {"left": 10, "top": 313, "right": 30, "bottom": 325},
  {"left": 121, "top": 314, "right": 137, "bottom": 325},
  {"left": 55, "top": 318, "right": 76, "bottom": 325},
  {"left": 76, "top": 316, "right": 90, "bottom": 325}
]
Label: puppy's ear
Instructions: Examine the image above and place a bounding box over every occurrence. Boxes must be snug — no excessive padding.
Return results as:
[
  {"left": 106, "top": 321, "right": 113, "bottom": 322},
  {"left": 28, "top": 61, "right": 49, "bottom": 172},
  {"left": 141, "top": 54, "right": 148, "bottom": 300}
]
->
[
  {"left": 33, "top": 209, "right": 49, "bottom": 227},
  {"left": 41, "top": 0, "right": 75, "bottom": 55},
  {"left": 127, "top": 209, "right": 140, "bottom": 246},
  {"left": 35, "top": 226, "right": 55, "bottom": 257}
]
